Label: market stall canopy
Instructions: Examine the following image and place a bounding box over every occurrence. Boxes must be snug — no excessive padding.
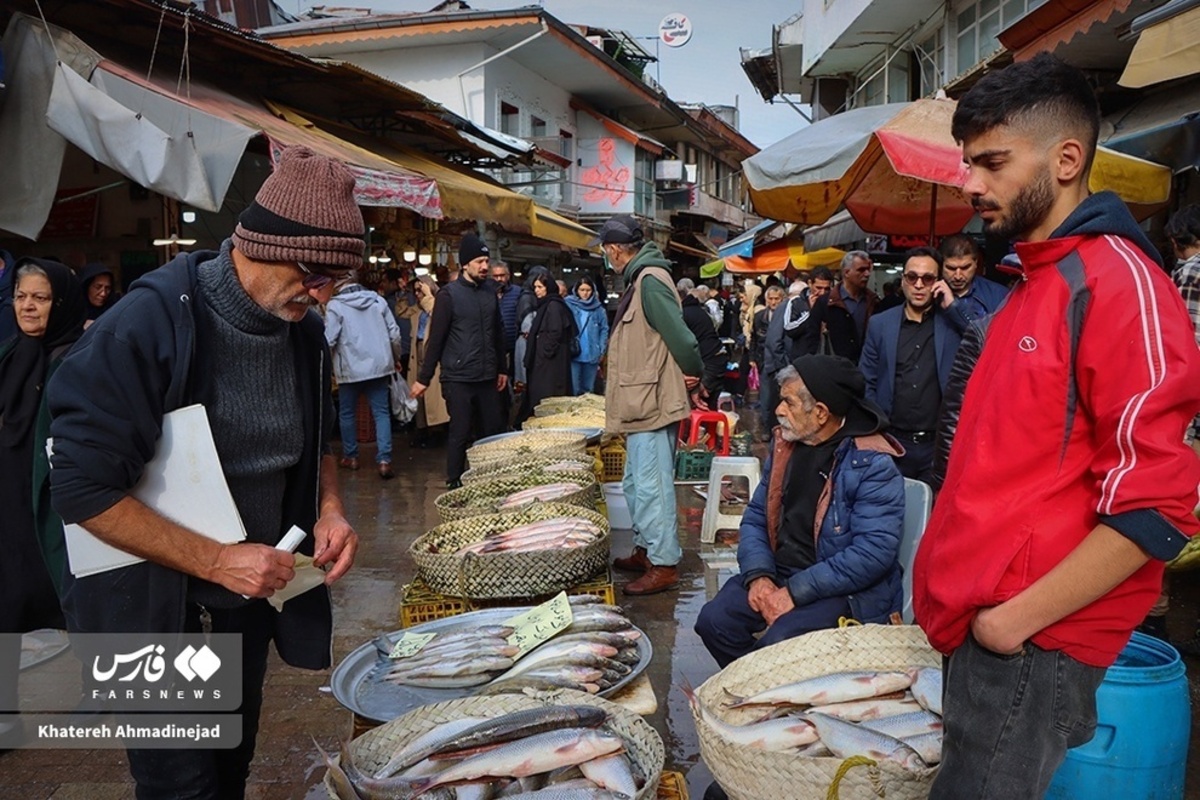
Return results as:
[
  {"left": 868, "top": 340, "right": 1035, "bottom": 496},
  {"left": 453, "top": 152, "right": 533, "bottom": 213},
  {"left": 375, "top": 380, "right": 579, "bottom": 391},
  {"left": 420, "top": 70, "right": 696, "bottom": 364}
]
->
[
  {"left": 723, "top": 238, "right": 844, "bottom": 275},
  {"left": 745, "top": 97, "right": 1174, "bottom": 237},
  {"left": 718, "top": 218, "right": 786, "bottom": 259},
  {"left": 1120, "top": 0, "right": 1200, "bottom": 88}
]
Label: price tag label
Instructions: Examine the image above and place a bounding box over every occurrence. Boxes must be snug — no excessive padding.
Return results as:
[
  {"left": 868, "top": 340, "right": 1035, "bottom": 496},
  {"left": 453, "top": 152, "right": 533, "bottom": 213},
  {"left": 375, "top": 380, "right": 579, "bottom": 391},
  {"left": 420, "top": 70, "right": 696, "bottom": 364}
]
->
[
  {"left": 504, "top": 592, "right": 574, "bottom": 657},
  {"left": 387, "top": 632, "right": 438, "bottom": 660}
]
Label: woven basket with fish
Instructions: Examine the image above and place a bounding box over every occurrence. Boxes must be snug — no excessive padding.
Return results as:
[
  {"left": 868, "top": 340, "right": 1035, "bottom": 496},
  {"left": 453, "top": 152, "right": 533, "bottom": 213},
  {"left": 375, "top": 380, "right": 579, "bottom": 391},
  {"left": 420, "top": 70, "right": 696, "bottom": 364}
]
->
[
  {"left": 460, "top": 455, "right": 596, "bottom": 487},
  {"left": 534, "top": 393, "right": 605, "bottom": 417},
  {"left": 466, "top": 431, "right": 587, "bottom": 470},
  {"left": 692, "top": 624, "right": 941, "bottom": 800},
  {"left": 522, "top": 409, "right": 608, "bottom": 430},
  {"left": 323, "top": 689, "right": 664, "bottom": 800},
  {"left": 411, "top": 504, "right": 610, "bottom": 600},
  {"left": 434, "top": 470, "right": 598, "bottom": 523}
]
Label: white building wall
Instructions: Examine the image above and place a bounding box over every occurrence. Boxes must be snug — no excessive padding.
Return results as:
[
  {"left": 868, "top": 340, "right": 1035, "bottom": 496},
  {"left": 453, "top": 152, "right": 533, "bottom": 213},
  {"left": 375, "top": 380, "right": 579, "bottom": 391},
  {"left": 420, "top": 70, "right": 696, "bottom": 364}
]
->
[
  {"left": 344, "top": 44, "right": 489, "bottom": 121},
  {"left": 484, "top": 55, "right": 576, "bottom": 137},
  {"left": 801, "top": 0, "right": 873, "bottom": 75}
]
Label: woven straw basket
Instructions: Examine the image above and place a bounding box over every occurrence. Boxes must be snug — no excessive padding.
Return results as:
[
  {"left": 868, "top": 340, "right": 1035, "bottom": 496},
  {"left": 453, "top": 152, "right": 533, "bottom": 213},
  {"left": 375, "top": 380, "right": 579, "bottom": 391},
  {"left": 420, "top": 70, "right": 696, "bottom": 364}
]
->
[
  {"left": 410, "top": 503, "right": 610, "bottom": 599},
  {"left": 523, "top": 410, "right": 608, "bottom": 430},
  {"left": 694, "top": 624, "right": 941, "bottom": 800},
  {"left": 460, "top": 455, "right": 595, "bottom": 486},
  {"left": 466, "top": 431, "right": 587, "bottom": 469},
  {"left": 324, "top": 689, "right": 664, "bottom": 800},
  {"left": 434, "top": 469, "right": 598, "bottom": 523},
  {"left": 534, "top": 393, "right": 605, "bottom": 416}
]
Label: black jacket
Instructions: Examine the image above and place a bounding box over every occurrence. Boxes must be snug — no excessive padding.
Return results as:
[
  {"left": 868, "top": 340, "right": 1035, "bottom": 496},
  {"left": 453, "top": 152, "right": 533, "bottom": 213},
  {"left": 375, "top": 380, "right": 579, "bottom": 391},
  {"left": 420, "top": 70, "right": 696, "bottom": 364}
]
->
[
  {"left": 420, "top": 272, "right": 505, "bottom": 384},
  {"left": 681, "top": 295, "right": 726, "bottom": 389},
  {"left": 46, "top": 248, "right": 334, "bottom": 669},
  {"left": 801, "top": 284, "right": 879, "bottom": 363},
  {"left": 751, "top": 307, "right": 772, "bottom": 367}
]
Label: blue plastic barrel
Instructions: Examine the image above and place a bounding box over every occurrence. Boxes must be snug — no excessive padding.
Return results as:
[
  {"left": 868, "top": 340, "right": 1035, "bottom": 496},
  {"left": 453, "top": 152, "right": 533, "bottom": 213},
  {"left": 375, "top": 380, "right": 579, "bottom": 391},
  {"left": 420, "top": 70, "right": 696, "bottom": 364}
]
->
[{"left": 1045, "top": 632, "right": 1189, "bottom": 799}]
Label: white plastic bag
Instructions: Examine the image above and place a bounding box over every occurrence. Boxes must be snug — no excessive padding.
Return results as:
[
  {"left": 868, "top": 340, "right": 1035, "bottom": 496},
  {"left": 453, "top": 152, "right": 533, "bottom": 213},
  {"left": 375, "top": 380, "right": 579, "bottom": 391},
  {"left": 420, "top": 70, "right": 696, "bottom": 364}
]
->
[{"left": 390, "top": 372, "right": 417, "bottom": 424}]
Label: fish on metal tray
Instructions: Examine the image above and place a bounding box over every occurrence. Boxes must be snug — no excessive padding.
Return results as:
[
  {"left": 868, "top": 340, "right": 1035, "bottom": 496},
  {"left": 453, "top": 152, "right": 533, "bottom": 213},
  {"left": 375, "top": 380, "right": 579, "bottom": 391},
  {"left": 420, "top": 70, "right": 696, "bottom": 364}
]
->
[
  {"left": 408, "top": 728, "right": 625, "bottom": 795},
  {"left": 493, "top": 642, "right": 620, "bottom": 681},
  {"left": 722, "top": 670, "right": 913, "bottom": 709},
  {"left": 857, "top": 710, "right": 943, "bottom": 740},
  {"left": 805, "top": 713, "right": 928, "bottom": 772},
  {"left": 682, "top": 682, "right": 818, "bottom": 751},
  {"left": 480, "top": 675, "right": 601, "bottom": 696},
  {"left": 907, "top": 667, "right": 943, "bottom": 716}
]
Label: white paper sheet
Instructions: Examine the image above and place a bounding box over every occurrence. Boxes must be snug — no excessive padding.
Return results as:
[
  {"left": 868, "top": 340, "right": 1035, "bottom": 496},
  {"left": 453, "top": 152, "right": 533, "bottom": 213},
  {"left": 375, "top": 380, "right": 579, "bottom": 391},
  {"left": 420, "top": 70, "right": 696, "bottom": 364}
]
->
[{"left": 60, "top": 404, "right": 247, "bottom": 577}]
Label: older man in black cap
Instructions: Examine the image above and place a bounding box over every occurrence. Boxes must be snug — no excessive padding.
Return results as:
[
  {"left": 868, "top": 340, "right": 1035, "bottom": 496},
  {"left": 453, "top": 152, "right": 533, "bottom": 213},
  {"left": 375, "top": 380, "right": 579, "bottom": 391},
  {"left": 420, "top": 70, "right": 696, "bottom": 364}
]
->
[
  {"left": 695, "top": 355, "right": 906, "bottom": 668},
  {"left": 412, "top": 232, "right": 508, "bottom": 488},
  {"left": 598, "top": 214, "right": 703, "bottom": 595}
]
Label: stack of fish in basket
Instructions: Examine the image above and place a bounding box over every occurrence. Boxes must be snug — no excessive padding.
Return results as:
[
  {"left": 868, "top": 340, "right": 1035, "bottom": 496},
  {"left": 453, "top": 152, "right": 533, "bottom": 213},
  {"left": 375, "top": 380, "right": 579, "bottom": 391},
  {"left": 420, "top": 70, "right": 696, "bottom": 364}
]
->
[
  {"left": 416, "top": 431, "right": 606, "bottom": 600},
  {"left": 689, "top": 624, "right": 943, "bottom": 800},
  {"left": 323, "top": 689, "right": 665, "bottom": 799}
]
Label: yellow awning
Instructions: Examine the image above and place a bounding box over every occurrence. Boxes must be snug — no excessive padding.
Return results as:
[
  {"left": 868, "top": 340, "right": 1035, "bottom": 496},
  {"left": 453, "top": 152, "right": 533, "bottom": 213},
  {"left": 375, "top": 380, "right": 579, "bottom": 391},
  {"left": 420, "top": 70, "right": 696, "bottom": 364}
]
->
[
  {"left": 532, "top": 207, "right": 598, "bottom": 251},
  {"left": 1120, "top": 4, "right": 1200, "bottom": 88},
  {"left": 1090, "top": 147, "right": 1172, "bottom": 218}
]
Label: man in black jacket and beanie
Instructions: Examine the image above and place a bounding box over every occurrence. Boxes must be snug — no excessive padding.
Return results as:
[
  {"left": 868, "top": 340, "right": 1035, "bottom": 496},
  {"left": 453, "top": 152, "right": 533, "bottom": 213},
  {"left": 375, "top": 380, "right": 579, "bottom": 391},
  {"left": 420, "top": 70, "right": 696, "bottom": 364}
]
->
[
  {"left": 412, "top": 233, "right": 508, "bottom": 487},
  {"left": 46, "top": 145, "right": 359, "bottom": 799}
]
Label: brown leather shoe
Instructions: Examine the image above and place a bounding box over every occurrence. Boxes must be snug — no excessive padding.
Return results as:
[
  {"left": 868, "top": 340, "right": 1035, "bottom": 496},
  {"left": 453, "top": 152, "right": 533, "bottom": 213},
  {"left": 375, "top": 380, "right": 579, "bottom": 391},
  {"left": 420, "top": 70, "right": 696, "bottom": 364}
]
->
[
  {"left": 612, "top": 546, "right": 651, "bottom": 574},
  {"left": 378, "top": 462, "right": 395, "bottom": 480},
  {"left": 339, "top": 457, "right": 359, "bottom": 471},
  {"left": 623, "top": 565, "right": 679, "bottom": 596}
]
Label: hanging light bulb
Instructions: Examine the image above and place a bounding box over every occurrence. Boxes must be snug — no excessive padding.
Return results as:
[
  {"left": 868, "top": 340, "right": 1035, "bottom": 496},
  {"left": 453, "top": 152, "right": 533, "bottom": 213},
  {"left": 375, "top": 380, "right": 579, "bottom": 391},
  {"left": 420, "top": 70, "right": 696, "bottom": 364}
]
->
[
  {"left": 418, "top": 250, "right": 433, "bottom": 266},
  {"left": 377, "top": 251, "right": 392, "bottom": 264},
  {"left": 403, "top": 246, "right": 417, "bottom": 262}
]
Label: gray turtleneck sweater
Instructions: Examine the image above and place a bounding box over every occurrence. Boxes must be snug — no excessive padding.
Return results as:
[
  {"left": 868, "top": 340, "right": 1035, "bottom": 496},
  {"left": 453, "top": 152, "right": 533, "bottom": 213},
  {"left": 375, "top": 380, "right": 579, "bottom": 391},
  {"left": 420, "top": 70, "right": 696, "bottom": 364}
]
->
[{"left": 188, "top": 242, "right": 304, "bottom": 608}]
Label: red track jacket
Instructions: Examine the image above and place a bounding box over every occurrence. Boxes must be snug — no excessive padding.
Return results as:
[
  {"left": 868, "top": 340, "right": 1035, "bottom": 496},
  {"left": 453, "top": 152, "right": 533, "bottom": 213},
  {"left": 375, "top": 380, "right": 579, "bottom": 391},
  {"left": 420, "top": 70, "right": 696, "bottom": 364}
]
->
[{"left": 914, "top": 193, "right": 1200, "bottom": 667}]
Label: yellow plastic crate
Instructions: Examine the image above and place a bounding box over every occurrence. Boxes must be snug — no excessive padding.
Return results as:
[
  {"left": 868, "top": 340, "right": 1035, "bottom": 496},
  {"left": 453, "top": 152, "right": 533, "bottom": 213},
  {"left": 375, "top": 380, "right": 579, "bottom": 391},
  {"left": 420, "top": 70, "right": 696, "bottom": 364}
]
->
[
  {"left": 657, "top": 770, "right": 689, "bottom": 799},
  {"left": 399, "top": 570, "right": 616, "bottom": 628},
  {"left": 600, "top": 439, "right": 627, "bottom": 483}
]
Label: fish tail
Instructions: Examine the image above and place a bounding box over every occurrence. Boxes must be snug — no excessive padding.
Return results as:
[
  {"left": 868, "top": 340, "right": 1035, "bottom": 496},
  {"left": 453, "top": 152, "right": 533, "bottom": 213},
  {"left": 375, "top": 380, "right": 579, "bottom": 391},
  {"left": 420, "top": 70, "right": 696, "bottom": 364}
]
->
[{"left": 720, "top": 687, "right": 747, "bottom": 707}]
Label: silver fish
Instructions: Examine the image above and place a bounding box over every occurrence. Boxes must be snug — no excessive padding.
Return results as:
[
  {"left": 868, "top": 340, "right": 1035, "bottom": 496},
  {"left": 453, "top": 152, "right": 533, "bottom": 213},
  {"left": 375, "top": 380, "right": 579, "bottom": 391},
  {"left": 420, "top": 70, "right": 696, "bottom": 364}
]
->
[
  {"left": 502, "top": 789, "right": 629, "bottom": 799},
  {"left": 858, "top": 710, "right": 943, "bottom": 740},
  {"left": 683, "top": 682, "right": 818, "bottom": 751},
  {"left": 493, "top": 641, "right": 619, "bottom": 681},
  {"left": 723, "top": 671, "right": 913, "bottom": 708},
  {"left": 578, "top": 753, "right": 638, "bottom": 797},
  {"left": 375, "top": 716, "right": 491, "bottom": 778},
  {"left": 383, "top": 655, "right": 514, "bottom": 684},
  {"left": 901, "top": 731, "right": 943, "bottom": 765},
  {"left": 805, "top": 713, "right": 928, "bottom": 771},
  {"left": 409, "top": 728, "right": 625, "bottom": 794},
  {"left": 795, "top": 742, "right": 832, "bottom": 757},
  {"left": 425, "top": 706, "right": 609, "bottom": 762},
  {"left": 806, "top": 696, "right": 920, "bottom": 722},
  {"left": 907, "top": 667, "right": 943, "bottom": 716},
  {"left": 480, "top": 675, "right": 601, "bottom": 696}
]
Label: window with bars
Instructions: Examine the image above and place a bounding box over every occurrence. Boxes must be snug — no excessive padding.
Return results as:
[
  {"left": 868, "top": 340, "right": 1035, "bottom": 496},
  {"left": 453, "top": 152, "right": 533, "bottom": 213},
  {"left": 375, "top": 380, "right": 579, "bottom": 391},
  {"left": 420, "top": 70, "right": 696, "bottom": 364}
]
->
[
  {"left": 954, "top": 0, "right": 1048, "bottom": 77},
  {"left": 917, "top": 27, "right": 945, "bottom": 96}
]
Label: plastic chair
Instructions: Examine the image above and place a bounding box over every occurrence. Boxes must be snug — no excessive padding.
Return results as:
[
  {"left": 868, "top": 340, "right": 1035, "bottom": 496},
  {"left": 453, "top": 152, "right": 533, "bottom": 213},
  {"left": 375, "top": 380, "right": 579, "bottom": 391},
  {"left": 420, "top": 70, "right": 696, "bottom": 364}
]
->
[
  {"left": 700, "top": 456, "right": 763, "bottom": 544},
  {"left": 717, "top": 392, "right": 735, "bottom": 413},
  {"left": 899, "top": 478, "right": 933, "bottom": 623},
  {"left": 679, "top": 410, "right": 732, "bottom": 456}
]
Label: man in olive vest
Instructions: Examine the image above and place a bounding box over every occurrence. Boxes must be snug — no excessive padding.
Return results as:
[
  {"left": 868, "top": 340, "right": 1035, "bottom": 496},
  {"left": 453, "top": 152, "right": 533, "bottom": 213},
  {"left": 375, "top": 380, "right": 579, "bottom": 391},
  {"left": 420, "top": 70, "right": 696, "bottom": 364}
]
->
[{"left": 598, "top": 215, "right": 703, "bottom": 595}]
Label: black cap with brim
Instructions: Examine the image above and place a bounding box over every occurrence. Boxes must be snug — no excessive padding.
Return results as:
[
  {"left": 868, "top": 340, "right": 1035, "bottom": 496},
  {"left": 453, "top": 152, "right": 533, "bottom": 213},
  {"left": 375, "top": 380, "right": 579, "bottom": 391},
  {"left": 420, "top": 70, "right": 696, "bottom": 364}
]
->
[{"left": 588, "top": 215, "right": 643, "bottom": 246}]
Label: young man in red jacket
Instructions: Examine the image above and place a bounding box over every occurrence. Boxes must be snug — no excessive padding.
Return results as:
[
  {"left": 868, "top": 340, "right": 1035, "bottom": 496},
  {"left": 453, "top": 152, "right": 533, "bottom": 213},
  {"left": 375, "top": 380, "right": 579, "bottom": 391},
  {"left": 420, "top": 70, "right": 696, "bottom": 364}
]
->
[{"left": 913, "top": 53, "right": 1200, "bottom": 799}]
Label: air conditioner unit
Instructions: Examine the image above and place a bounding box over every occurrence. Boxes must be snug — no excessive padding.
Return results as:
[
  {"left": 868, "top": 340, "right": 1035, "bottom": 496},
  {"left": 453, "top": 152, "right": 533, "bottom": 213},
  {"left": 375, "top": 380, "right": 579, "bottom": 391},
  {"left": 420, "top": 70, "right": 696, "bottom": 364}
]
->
[{"left": 655, "top": 160, "right": 684, "bottom": 181}]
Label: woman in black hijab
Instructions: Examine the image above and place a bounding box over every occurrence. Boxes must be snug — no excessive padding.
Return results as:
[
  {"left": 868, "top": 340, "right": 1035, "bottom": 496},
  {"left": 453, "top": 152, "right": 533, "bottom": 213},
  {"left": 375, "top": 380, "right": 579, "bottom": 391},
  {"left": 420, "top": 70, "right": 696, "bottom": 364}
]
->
[
  {"left": 78, "top": 262, "right": 116, "bottom": 327},
  {"left": 520, "top": 270, "right": 575, "bottom": 423},
  {"left": 0, "top": 259, "right": 85, "bottom": 735}
]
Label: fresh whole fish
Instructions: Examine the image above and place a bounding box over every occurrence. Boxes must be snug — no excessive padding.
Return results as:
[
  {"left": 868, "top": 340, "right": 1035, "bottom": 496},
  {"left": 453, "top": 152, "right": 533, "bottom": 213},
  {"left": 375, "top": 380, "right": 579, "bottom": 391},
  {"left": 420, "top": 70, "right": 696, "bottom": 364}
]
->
[
  {"left": 408, "top": 728, "right": 625, "bottom": 794},
  {"left": 424, "top": 706, "right": 609, "bottom": 761},
  {"left": 516, "top": 665, "right": 607, "bottom": 687},
  {"left": 806, "top": 696, "right": 921, "bottom": 722},
  {"left": 858, "top": 710, "right": 943, "bottom": 740},
  {"left": 577, "top": 753, "right": 638, "bottom": 797},
  {"left": 548, "top": 633, "right": 637, "bottom": 650},
  {"left": 805, "top": 713, "right": 928, "bottom": 772},
  {"left": 498, "top": 483, "right": 585, "bottom": 509},
  {"left": 722, "top": 671, "right": 913, "bottom": 709},
  {"left": 501, "top": 789, "right": 630, "bottom": 799},
  {"left": 480, "top": 676, "right": 602, "bottom": 696},
  {"left": 492, "top": 641, "right": 620, "bottom": 680},
  {"left": 683, "top": 682, "right": 818, "bottom": 751},
  {"left": 907, "top": 667, "right": 943, "bottom": 716},
  {"left": 383, "top": 640, "right": 518, "bottom": 671},
  {"left": 382, "top": 655, "right": 515, "bottom": 688},
  {"left": 795, "top": 742, "right": 832, "bottom": 758},
  {"left": 560, "top": 616, "right": 634, "bottom": 634},
  {"left": 901, "top": 731, "right": 943, "bottom": 765},
  {"left": 375, "top": 716, "right": 491, "bottom": 778}
]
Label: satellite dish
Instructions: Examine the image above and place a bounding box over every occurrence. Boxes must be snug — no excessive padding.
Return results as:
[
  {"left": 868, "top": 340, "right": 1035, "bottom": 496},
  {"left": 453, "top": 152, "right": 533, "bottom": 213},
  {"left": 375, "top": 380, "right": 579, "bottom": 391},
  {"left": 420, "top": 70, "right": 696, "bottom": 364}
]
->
[{"left": 659, "top": 13, "right": 692, "bottom": 48}]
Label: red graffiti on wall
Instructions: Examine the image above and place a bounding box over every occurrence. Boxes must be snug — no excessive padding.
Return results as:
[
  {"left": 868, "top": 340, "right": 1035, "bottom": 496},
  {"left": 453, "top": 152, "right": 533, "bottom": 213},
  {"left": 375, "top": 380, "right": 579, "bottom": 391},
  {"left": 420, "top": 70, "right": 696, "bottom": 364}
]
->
[{"left": 581, "top": 138, "right": 631, "bottom": 207}]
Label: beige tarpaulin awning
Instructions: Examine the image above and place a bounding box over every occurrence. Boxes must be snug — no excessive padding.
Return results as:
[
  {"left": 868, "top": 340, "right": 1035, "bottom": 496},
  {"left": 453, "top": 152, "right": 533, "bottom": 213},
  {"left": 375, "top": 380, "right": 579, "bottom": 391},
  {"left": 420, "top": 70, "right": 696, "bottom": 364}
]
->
[{"left": 1120, "top": 4, "right": 1200, "bottom": 88}]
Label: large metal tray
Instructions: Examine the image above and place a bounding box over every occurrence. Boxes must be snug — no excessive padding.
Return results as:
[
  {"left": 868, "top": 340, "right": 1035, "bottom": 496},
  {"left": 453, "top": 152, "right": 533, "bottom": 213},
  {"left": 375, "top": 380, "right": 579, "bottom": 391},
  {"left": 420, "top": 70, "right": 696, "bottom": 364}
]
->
[
  {"left": 474, "top": 428, "right": 604, "bottom": 446},
  {"left": 331, "top": 607, "right": 652, "bottom": 723}
]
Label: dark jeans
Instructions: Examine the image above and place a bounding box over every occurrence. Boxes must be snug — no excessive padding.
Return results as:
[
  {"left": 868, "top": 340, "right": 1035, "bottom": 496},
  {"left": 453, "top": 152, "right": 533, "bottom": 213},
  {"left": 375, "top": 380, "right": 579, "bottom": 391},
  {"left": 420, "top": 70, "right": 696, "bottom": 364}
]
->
[
  {"left": 442, "top": 379, "right": 504, "bottom": 482},
  {"left": 759, "top": 369, "right": 779, "bottom": 432},
  {"left": 891, "top": 433, "right": 934, "bottom": 485},
  {"left": 930, "top": 632, "right": 1105, "bottom": 799},
  {"left": 126, "top": 602, "right": 274, "bottom": 800},
  {"left": 694, "top": 573, "right": 850, "bottom": 668}
]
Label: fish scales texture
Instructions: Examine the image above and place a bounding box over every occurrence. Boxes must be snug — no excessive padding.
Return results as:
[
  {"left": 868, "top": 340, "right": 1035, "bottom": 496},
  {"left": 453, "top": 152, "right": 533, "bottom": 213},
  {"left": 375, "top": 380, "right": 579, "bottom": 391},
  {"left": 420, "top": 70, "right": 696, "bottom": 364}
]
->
[
  {"left": 376, "top": 716, "right": 492, "bottom": 778},
  {"left": 427, "top": 706, "right": 609, "bottom": 760},
  {"left": 683, "top": 682, "right": 818, "bottom": 751},
  {"left": 724, "top": 671, "right": 913, "bottom": 708},
  {"left": 410, "top": 728, "right": 625, "bottom": 793},
  {"left": 806, "top": 697, "right": 921, "bottom": 722},
  {"left": 857, "top": 710, "right": 943, "bottom": 739},
  {"left": 805, "top": 713, "right": 928, "bottom": 771},
  {"left": 578, "top": 754, "right": 638, "bottom": 797},
  {"left": 908, "top": 667, "right": 943, "bottom": 716}
]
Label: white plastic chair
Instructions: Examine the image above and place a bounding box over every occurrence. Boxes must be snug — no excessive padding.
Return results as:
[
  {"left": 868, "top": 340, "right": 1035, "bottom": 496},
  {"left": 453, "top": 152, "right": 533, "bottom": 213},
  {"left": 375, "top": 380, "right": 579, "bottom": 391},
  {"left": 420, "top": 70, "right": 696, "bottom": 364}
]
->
[
  {"left": 700, "top": 456, "right": 762, "bottom": 543},
  {"left": 899, "top": 478, "right": 933, "bottom": 623}
]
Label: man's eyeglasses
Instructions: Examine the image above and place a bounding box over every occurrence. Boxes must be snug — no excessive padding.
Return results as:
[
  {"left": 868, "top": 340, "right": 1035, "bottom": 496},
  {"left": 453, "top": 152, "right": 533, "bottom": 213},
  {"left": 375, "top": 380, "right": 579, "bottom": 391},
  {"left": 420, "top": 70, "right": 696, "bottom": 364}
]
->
[
  {"left": 298, "top": 262, "right": 353, "bottom": 290},
  {"left": 903, "top": 272, "right": 937, "bottom": 287}
]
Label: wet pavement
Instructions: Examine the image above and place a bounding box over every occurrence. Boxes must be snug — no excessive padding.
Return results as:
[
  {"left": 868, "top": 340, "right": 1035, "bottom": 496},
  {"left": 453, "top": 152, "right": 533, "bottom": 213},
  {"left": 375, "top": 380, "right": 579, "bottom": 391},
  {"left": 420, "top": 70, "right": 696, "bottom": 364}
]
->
[{"left": 4, "top": 420, "right": 1200, "bottom": 798}]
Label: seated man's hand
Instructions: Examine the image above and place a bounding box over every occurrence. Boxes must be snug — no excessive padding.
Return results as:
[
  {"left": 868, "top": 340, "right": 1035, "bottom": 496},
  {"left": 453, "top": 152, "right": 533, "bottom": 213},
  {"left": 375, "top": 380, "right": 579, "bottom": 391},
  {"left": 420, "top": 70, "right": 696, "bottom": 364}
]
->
[
  {"left": 761, "top": 586, "right": 796, "bottom": 627},
  {"left": 213, "top": 543, "right": 296, "bottom": 598},
  {"left": 746, "top": 576, "right": 777, "bottom": 614}
]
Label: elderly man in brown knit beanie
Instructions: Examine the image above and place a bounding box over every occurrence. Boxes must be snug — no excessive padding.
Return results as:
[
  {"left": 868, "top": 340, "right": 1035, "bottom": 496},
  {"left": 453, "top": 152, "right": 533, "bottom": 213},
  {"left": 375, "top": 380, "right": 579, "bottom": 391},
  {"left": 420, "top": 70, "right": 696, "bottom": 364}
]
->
[{"left": 46, "top": 145, "right": 363, "bottom": 798}]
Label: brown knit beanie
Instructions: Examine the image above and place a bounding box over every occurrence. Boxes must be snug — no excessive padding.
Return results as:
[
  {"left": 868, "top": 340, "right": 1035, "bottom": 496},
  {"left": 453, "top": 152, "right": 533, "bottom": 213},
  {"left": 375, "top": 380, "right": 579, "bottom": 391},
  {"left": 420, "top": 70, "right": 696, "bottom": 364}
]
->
[{"left": 232, "top": 145, "right": 365, "bottom": 269}]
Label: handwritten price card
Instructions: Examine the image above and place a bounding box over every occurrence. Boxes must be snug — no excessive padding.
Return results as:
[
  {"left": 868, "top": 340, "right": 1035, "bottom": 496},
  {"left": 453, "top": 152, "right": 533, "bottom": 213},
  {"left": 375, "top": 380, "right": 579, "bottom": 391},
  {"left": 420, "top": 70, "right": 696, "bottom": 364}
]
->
[
  {"left": 504, "top": 592, "right": 574, "bottom": 657},
  {"left": 387, "top": 632, "right": 438, "bottom": 659}
]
